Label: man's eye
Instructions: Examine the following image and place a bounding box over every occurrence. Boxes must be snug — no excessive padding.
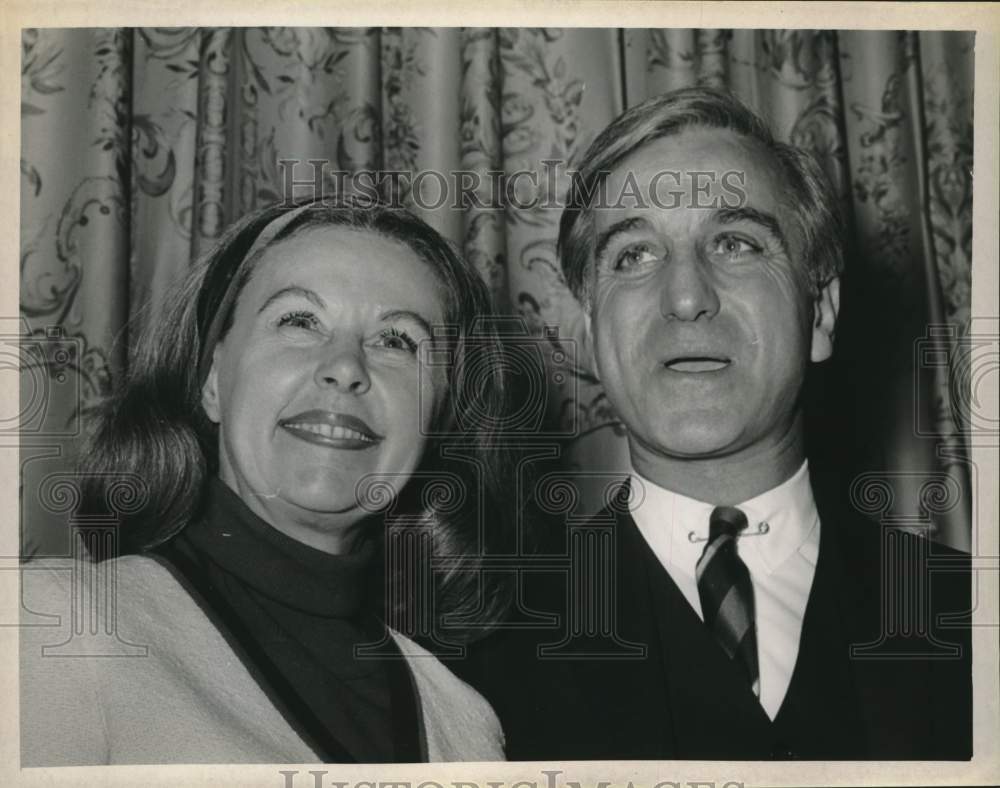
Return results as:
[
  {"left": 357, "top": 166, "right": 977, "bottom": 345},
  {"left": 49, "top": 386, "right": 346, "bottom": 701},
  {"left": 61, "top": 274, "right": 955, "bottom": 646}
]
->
[
  {"left": 377, "top": 327, "right": 418, "bottom": 354},
  {"left": 614, "top": 243, "right": 660, "bottom": 271},
  {"left": 713, "top": 234, "right": 762, "bottom": 259},
  {"left": 276, "top": 310, "right": 321, "bottom": 330}
]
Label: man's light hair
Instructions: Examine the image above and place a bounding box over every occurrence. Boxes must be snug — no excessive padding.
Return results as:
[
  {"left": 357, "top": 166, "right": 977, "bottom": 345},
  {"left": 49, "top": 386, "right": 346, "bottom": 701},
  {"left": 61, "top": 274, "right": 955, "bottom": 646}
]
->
[{"left": 557, "top": 86, "right": 845, "bottom": 305}]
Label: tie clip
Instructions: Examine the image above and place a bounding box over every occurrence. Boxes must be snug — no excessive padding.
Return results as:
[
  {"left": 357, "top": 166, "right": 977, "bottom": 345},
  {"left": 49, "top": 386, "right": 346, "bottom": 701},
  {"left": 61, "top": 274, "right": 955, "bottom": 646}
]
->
[{"left": 687, "top": 521, "right": 770, "bottom": 543}]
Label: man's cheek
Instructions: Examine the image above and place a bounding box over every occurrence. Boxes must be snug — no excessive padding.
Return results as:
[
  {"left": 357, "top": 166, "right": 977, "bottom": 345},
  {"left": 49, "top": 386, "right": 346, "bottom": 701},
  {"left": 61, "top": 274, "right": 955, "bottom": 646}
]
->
[{"left": 593, "top": 331, "right": 619, "bottom": 381}]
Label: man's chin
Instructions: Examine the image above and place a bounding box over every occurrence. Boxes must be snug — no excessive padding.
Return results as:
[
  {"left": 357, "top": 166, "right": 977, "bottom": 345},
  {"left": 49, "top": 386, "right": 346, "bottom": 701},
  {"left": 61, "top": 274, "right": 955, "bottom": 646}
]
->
[{"left": 633, "top": 422, "right": 743, "bottom": 461}]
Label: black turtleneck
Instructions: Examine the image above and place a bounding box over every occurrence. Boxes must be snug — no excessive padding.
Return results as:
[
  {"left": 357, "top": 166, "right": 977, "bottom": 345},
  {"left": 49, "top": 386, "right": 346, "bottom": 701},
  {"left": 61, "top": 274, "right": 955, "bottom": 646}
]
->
[{"left": 155, "top": 477, "right": 424, "bottom": 763}]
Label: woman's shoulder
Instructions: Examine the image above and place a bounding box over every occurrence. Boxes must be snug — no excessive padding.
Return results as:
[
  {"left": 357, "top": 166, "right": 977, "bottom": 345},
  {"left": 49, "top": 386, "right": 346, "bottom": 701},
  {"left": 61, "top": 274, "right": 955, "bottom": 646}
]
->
[
  {"left": 22, "top": 552, "right": 201, "bottom": 626},
  {"left": 390, "top": 630, "right": 505, "bottom": 761},
  {"left": 20, "top": 552, "right": 319, "bottom": 765},
  {"left": 22, "top": 551, "right": 184, "bottom": 589},
  {"left": 20, "top": 553, "right": 211, "bottom": 669}
]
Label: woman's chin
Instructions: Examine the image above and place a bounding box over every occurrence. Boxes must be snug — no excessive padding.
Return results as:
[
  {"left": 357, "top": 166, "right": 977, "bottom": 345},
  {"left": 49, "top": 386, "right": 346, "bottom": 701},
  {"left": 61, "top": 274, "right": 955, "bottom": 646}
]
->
[
  {"left": 277, "top": 467, "right": 373, "bottom": 502},
  {"left": 277, "top": 489, "right": 368, "bottom": 518},
  {"left": 277, "top": 466, "right": 413, "bottom": 514}
]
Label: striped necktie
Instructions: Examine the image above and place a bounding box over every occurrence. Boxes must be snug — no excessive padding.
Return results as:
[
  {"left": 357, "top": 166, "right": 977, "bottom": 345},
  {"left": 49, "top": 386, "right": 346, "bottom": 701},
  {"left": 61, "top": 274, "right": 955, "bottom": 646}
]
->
[{"left": 695, "top": 505, "right": 760, "bottom": 696}]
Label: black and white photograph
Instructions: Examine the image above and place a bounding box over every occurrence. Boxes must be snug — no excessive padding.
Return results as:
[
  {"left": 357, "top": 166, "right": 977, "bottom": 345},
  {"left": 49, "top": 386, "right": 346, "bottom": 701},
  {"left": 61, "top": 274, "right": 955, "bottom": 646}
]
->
[{"left": 4, "top": 2, "right": 999, "bottom": 787}]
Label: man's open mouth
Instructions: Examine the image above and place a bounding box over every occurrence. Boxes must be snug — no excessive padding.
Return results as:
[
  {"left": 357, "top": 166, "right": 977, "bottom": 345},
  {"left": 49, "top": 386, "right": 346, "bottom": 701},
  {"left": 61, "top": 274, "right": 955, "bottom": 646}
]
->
[{"left": 663, "top": 356, "right": 731, "bottom": 373}]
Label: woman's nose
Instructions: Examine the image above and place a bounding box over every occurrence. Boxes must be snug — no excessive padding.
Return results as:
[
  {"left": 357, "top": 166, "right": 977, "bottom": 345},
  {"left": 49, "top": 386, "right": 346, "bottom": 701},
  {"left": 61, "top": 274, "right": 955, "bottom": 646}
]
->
[
  {"left": 314, "top": 340, "right": 371, "bottom": 395},
  {"left": 658, "top": 248, "right": 721, "bottom": 322}
]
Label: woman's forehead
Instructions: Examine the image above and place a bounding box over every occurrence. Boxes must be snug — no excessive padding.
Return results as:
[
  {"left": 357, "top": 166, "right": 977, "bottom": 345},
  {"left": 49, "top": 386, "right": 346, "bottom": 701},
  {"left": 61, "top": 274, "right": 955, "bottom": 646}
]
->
[{"left": 234, "top": 225, "right": 448, "bottom": 320}]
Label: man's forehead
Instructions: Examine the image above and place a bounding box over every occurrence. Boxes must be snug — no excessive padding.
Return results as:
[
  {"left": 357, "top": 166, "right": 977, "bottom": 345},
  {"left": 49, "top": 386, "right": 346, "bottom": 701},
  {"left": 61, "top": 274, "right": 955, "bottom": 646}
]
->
[
  {"left": 594, "top": 128, "right": 794, "bottom": 228},
  {"left": 602, "top": 127, "right": 785, "bottom": 199}
]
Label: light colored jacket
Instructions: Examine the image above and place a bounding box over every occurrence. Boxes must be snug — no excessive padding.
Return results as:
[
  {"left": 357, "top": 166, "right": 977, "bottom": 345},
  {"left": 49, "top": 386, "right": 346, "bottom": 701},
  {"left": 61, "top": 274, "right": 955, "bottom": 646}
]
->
[{"left": 20, "top": 555, "right": 504, "bottom": 765}]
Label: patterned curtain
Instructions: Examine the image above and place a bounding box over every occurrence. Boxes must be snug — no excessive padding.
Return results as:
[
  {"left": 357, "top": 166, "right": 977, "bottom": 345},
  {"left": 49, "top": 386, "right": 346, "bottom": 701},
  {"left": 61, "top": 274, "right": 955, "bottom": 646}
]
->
[{"left": 20, "top": 28, "right": 974, "bottom": 555}]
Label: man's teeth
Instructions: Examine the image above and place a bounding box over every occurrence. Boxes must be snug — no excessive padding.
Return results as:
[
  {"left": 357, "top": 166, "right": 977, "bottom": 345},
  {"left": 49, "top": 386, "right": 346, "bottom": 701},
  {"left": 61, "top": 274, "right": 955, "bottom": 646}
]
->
[
  {"left": 666, "top": 359, "right": 729, "bottom": 372},
  {"left": 285, "top": 422, "right": 375, "bottom": 441}
]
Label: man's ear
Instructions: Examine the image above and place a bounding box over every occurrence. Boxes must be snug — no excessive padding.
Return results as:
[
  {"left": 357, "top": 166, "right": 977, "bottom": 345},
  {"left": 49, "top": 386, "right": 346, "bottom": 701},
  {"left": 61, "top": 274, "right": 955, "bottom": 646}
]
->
[
  {"left": 810, "top": 276, "right": 840, "bottom": 363},
  {"left": 201, "top": 348, "right": 222, "bottom": 424}
]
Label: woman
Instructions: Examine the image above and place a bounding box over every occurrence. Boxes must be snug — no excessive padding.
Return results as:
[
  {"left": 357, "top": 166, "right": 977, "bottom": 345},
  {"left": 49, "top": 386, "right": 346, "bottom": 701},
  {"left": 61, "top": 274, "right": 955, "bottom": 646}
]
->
[{"left": 21, "top": 199, "right": 513, "bottom": 765}]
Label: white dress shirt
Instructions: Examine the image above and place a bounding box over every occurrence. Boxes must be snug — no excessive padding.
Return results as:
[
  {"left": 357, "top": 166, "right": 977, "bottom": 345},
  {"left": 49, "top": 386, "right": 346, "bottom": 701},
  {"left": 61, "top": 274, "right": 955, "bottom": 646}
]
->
[{"left": 629, "top": 460, "right": 821, "bottom": 720}]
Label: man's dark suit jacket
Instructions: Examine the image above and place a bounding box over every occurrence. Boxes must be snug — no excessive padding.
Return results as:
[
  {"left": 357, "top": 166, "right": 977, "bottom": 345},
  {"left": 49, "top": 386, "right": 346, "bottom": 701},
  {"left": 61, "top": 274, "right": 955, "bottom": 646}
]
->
[{"left": 460, "top": 471, "right": 972, "bottom": 760}]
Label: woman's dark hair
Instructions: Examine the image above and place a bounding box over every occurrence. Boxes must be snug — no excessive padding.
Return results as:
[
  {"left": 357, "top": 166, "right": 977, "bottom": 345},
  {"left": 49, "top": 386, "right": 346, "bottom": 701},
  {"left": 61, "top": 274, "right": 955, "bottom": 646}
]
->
[{"left": 78, "top": 198, "right": 515, "bottom": 641}]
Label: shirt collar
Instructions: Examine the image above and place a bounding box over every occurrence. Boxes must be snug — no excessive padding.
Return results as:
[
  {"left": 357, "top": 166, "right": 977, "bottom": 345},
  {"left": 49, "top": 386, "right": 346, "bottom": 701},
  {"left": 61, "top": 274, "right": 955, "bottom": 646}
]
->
[{"left": 629, "top": 460, "right": 820, "bottom": 578}]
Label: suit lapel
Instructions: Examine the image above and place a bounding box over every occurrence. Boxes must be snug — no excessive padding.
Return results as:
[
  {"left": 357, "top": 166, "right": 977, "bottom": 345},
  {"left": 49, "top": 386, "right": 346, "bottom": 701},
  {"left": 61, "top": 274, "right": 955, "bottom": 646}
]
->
[
  {"left": 809, "top": 472, "right": 934, "bottom": 757},
  {"left": 559, "top": 498, "right": 672, "bottom": 758}
]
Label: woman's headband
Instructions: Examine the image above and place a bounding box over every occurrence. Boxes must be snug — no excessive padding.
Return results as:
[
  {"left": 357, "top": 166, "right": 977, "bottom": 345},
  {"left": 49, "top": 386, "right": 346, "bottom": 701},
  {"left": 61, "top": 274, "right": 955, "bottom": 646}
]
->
[{"left": 197, "top": 202, "right": 314, "bottom": 387}]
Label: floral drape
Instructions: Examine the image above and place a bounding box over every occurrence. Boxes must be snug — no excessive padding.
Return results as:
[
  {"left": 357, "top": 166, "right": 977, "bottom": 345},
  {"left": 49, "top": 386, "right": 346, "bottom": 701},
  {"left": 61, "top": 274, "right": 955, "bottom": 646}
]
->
[{"left": 20, "top": 28, "right": 974, "bottom": 555}]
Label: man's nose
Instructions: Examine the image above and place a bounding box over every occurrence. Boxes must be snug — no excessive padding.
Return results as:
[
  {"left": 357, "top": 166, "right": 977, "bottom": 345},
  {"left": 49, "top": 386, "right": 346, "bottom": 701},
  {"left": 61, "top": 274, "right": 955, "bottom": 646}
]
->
[
  {"left": 314, "top": 338, "right": 371, "bottom": 395},
  {"left": 658, "top": 248, "right": 721, "bottom": 322}
]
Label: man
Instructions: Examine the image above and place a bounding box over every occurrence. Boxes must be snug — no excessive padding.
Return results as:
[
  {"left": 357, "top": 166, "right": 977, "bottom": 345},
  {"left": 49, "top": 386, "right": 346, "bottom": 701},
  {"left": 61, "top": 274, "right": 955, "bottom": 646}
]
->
[{"left": 463, "top": 87, "right": 971, "bottom": 760}]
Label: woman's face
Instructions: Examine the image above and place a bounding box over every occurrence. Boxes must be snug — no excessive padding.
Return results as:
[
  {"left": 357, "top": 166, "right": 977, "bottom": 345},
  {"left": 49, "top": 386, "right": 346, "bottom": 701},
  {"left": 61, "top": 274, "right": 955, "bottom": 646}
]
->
[{"left": 201, "top": 226, "right": 448, "bottom": 553}]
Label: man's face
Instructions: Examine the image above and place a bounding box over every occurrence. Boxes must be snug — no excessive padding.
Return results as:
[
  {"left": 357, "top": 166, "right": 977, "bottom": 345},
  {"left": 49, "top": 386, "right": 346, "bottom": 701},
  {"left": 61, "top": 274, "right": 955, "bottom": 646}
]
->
[{"left": 587, "top": 126, "right": 836, "bottom": 466}]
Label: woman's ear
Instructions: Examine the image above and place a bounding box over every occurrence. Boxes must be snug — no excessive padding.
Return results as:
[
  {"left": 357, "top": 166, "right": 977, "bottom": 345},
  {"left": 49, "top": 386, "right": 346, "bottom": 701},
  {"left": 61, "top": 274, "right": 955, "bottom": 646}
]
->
[
  {"left": 810, "top": 276, "right": 841, "bottom": 363},
  {"left": 201, "top": 349, "right": 222, "bottom": 424}
]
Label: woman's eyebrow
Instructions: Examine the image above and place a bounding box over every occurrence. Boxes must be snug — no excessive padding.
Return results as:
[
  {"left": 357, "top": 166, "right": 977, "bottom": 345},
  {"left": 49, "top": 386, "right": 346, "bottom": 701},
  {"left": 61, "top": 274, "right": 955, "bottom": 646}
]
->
[
  {"left": 257, "top": 285, "right": 326, "bottom": 314},
  {"left": 379, "top": 309, "right": 434, "bottom": 337}
]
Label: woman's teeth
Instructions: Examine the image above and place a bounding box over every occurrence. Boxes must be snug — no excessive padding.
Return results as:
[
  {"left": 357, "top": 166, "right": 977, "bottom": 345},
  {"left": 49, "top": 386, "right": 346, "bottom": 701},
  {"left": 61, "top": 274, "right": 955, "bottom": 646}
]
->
[{"left": 284, "top": 422, "right": 375, "bottom": 442}]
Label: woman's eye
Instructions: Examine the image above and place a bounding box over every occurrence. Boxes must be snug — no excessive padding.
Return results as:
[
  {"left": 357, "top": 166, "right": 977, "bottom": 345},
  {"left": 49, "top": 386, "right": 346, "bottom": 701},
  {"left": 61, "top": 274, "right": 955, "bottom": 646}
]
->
[
  {"left": 377, "top": 327, "right": 419, "bottom": 354},
  {"left": 614, "top": 243, "right": 660, "bottom": 271},
  {"left": 276, "top": 310, "right": 321, "bottom": 331},
  {"left": 712, "top": 234, "right": 762, "bottom": 259}
]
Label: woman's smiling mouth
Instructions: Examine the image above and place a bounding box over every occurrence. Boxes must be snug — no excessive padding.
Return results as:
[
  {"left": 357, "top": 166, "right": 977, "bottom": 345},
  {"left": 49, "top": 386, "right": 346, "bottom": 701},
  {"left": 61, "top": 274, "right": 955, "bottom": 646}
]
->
[{"left": 278, "top": 410, "right": 383, "bottom": 450}]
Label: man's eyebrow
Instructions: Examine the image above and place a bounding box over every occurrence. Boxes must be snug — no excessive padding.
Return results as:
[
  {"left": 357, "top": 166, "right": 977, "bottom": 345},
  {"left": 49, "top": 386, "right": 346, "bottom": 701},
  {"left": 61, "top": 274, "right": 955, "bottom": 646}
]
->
[
  {"left": 379, "top": 309, "right": 434, "bottom": 337},
  {"left": 257, "top": 285, "right": 326, "bottom": 314},
  {"left": 594, "top": 216, "right": 651, "bottom": 263},
  {"left": 714, "top": 207, "right": 788, "bottom": 250}
]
